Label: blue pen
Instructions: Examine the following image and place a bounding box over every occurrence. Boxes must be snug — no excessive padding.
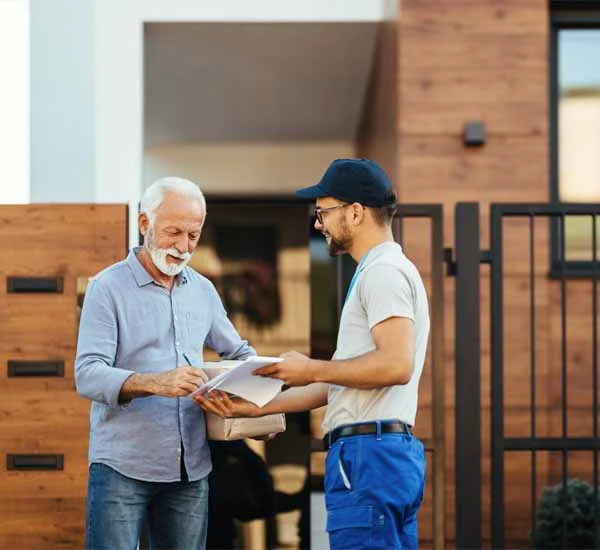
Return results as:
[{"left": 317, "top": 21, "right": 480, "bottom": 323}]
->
[
  {"left": 182, "top": 352, "right": 206, "bottom": 397},
  {"left": 182, "top": 352, "right": 210, "bottom": 397}
]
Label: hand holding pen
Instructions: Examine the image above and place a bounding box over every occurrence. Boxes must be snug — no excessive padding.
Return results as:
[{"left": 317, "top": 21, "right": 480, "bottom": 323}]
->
[{"left": 179, "top": 352, "right": 209, "bottom": 394}]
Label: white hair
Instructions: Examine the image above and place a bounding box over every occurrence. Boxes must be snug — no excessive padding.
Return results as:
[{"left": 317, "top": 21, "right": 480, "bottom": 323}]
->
[{"left": 141, "top": 177, "right": 206, "bottom": 223}]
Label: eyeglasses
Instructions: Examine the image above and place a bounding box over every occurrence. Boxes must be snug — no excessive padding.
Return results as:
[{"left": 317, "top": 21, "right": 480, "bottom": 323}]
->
[{"left": 312, "top": 204, "right": 351, "bottom": 224}]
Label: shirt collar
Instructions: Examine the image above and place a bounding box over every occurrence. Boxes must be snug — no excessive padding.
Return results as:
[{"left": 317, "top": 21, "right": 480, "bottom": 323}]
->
[
  {"left": 127, "top": 246, "right": 189, "bottom": 287},
  {"left": 178, "top": 270, "right": 189, "bottom": 286}
]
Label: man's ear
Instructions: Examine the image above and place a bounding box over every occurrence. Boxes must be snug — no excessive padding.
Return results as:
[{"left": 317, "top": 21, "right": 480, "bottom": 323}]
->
[
  {"left": 351, "top": 203, "right": 365, "bottom": 225},
  {"left": 138, "top": 212, "right": 150, "bottom": 237}
]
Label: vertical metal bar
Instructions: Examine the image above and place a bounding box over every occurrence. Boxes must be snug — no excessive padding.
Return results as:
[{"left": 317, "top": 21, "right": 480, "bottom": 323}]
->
[
  {"left": 559, "top": 213, "right": 568, "bottom": 549},
  {"left": 592, "top": 213, "right": 598, "bottom": 549},
  {"left": 490, "top": 204, "right": 505, "bottom": 549},
  {"left": 455, "top": 202, "right": 482, "bottom": 549},
  {"left": 430, "top": 206, "right": 446, "bottom": 550},
  {"left": 529, "top": 213, "right": 538, "bottom": 545}
]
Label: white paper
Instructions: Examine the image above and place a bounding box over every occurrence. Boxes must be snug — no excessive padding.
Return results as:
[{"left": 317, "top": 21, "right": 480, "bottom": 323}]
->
[{"left": 191, "top": 356, "right": 283, "bottom": 407}]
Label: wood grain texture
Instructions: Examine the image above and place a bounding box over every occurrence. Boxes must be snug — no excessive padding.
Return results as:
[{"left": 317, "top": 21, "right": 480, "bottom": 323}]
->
[
  {"left": 0, "top": 205, "right": 127, "bottom": 550},
  {"left": 397, "top": 1, "right": 551, "bottom": 544}
]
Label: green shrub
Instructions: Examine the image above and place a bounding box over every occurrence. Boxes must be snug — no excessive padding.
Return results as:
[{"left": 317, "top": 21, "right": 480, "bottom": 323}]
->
[{"left": 532, "top": 478, "right": 600, "bottom": 549}]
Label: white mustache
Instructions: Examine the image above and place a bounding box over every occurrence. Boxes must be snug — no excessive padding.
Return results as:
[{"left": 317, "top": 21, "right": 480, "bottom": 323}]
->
[{"left": 164, "top": 248, "right": 191, "bottom": 261}]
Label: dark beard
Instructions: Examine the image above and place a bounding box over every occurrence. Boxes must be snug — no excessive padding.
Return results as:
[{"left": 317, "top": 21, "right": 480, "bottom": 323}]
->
[{"left": 327, "top": 233, "right": 352, "bottom": 257}]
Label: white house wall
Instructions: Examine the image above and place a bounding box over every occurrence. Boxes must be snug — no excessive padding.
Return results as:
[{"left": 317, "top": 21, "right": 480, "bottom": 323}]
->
[{"left": 31, "top": 0, "right": 394, "bottom": 245}]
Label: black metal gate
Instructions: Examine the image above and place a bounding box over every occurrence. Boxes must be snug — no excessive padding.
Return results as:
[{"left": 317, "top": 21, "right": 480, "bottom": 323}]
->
[{"left": 454, "top": 202, "right": 600, "bottom": 549}]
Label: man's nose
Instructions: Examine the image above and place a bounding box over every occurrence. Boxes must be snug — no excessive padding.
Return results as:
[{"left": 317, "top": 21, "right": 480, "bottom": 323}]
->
[
  {"left": 314, "top": 218, "right": 322, "bottom": 231},
  {"left": 174, "top": 235, "right": 189, "bottom": 254}
]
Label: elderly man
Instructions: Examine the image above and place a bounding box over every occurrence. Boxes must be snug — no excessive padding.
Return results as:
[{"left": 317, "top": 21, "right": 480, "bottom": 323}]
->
[
  {"left": 75, "top": 177, "right": 255, "bottom": 550},
  {"left": 195, "top": 159, "right": 429, "bottom": 550}
]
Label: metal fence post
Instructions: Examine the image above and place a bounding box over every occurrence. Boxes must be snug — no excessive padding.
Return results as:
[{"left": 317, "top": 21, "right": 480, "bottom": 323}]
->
[{"left": 455, "top": 202, "right": 482, "bottom": 548}]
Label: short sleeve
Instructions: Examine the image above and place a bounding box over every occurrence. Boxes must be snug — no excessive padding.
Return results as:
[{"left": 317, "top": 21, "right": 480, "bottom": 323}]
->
[{"left": 359, "top": 264, "right": 415, "bottom": 330}]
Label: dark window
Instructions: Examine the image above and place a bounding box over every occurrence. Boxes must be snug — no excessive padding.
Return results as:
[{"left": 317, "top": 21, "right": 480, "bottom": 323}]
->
[
  {"left": 551, "top": 3, "right": 600, "bottom": 275},
  {"left": 211, "top": 224, "right": 281, "bottom": 328}
]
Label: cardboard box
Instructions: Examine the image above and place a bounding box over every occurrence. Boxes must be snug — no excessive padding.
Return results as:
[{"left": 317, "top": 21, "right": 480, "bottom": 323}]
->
[
  {"left": 202, "top": 362, "right": 286, "bottom": 441},
  {"left": 206, "top": 412, "right": 286, "bottom": 441}
]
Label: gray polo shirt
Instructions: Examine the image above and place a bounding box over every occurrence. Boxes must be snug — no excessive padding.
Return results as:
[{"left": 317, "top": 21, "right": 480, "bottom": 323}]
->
[
  {"left": 322, "top": 241, "right": 430, "bottom": 433},
  {"left": 75, "top": 247, "right": 255, "bottom": 482}
]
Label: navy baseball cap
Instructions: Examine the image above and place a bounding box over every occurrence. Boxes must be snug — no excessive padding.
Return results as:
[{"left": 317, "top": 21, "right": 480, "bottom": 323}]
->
[{"left": 295, "top": 158, "right": 396, "bottom": 207}]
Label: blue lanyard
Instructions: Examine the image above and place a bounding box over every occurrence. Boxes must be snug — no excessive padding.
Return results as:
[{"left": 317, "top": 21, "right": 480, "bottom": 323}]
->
[{"left": 344, "top": 250, "right": 371, "bottom": 304}]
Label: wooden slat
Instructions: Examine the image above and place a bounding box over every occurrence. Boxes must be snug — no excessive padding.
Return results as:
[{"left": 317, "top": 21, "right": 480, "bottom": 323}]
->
[
  {"left": 0, "top": 497, "right": 86, "bottom": 550},
  {"left": 0, "top": 205, "right": 127, "bottom": 274},
  {"left": 0, "top": 297, "right": 78, "bottom": 359},
  {"left": 400, "top": 2, "right": 547, "bottom": 36}
]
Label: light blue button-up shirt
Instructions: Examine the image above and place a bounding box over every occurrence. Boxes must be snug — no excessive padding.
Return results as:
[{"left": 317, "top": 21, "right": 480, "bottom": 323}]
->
[{"left": 75, "top": 247, "right": 255, "bottom": 482}]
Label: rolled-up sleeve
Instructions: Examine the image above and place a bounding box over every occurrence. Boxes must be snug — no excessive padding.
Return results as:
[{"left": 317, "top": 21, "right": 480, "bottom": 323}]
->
[
  {"left": 75, "top": 279, "right": 135, "bottom": 408},
  {"left": 205, "top": 285, "right": 256, "bottom": 360}
]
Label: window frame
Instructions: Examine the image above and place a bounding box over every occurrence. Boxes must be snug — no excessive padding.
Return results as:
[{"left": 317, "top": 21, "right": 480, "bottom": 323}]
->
[{"left": 550, "top": 1, "right": 600, "bottom": 277}]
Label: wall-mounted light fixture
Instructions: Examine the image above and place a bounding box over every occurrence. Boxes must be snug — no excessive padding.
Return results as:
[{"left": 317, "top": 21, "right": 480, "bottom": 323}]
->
[{"left": 463, "top": 121, "right": 486, "bottom": 147}]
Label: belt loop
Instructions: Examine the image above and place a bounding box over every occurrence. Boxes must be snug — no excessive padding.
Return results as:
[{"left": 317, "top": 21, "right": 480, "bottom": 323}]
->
[{"left": 376, "top": 420, "right": 382, "bottom": 441}]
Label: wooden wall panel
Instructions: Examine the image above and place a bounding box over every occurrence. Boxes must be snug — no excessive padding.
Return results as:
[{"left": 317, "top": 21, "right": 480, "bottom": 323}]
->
[
  {"left": 0, "top": 497, "right": 87, "bottom": 550},
  {"left": 398, "top": 0, "right": 550, "bottom": 214},
  {"left": 0, "top": 204, "right": 128, "bottom": 550},
  {"left": 399, "top": 1, "right": 547, "bottom": 140},
  {"left": 398, "top": 0, "right": 550, "bottom": 545},
  {"left": 1, "top": 298, "right": 78, "bottom": 359},
  {"left": 0, "top": 205, "right": 127, "bottom": 275}
]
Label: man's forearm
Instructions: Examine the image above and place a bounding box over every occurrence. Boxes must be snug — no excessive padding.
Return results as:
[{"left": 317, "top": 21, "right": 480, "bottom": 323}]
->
[
  {"left": 258, "top": 383, "right": 328, "bottom": 416},
  {"left": 119, "top": 373, "right": 157, "bottom": 402},
  {"left": 310, "top": 350, "right": 413, "bottom": 389}
]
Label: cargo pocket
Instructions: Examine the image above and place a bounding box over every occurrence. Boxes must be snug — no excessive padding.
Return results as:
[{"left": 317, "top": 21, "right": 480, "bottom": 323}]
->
[{"left": 326, "top": 505, "right": 383, "bottom": 549}]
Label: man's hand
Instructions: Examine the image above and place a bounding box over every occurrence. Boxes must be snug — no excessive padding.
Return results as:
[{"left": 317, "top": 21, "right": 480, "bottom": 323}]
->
[
  {"left": 150, "top": 366, "right": 208, "bottom": 397},
  {"left": 252, "top": 351, "right": 315, "bottom": 387},
  {"left": 193, "top": 390, "right": 262, "bottom": 418}
]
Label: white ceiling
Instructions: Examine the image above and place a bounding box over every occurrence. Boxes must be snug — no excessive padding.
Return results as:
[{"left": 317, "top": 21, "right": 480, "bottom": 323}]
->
[{"left": 144, "top": 22, "right": 380, "bottom": 146}]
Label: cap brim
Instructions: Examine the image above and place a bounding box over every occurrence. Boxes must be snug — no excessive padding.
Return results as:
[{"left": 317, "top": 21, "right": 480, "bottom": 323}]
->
[{"left": 295, "top": 182, "right": 329, "bottom": 199}]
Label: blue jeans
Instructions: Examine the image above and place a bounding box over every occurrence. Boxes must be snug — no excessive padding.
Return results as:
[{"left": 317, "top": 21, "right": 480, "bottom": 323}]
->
[
  {"left": 324, "top": 431, "right": 426, "bottom": 550},
  {"left": 86, "top": 462, "right": 209, "bottom": 550}
]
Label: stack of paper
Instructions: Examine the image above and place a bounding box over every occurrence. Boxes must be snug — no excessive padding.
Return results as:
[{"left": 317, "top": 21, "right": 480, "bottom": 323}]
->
[{"left": 192, "top": 356, "right": 283, "bottom": 407}]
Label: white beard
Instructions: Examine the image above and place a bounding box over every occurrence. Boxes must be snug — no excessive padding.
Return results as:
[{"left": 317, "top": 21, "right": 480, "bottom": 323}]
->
[{"left": 145, "top": 227, "right": 192, "bottom": 276}]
